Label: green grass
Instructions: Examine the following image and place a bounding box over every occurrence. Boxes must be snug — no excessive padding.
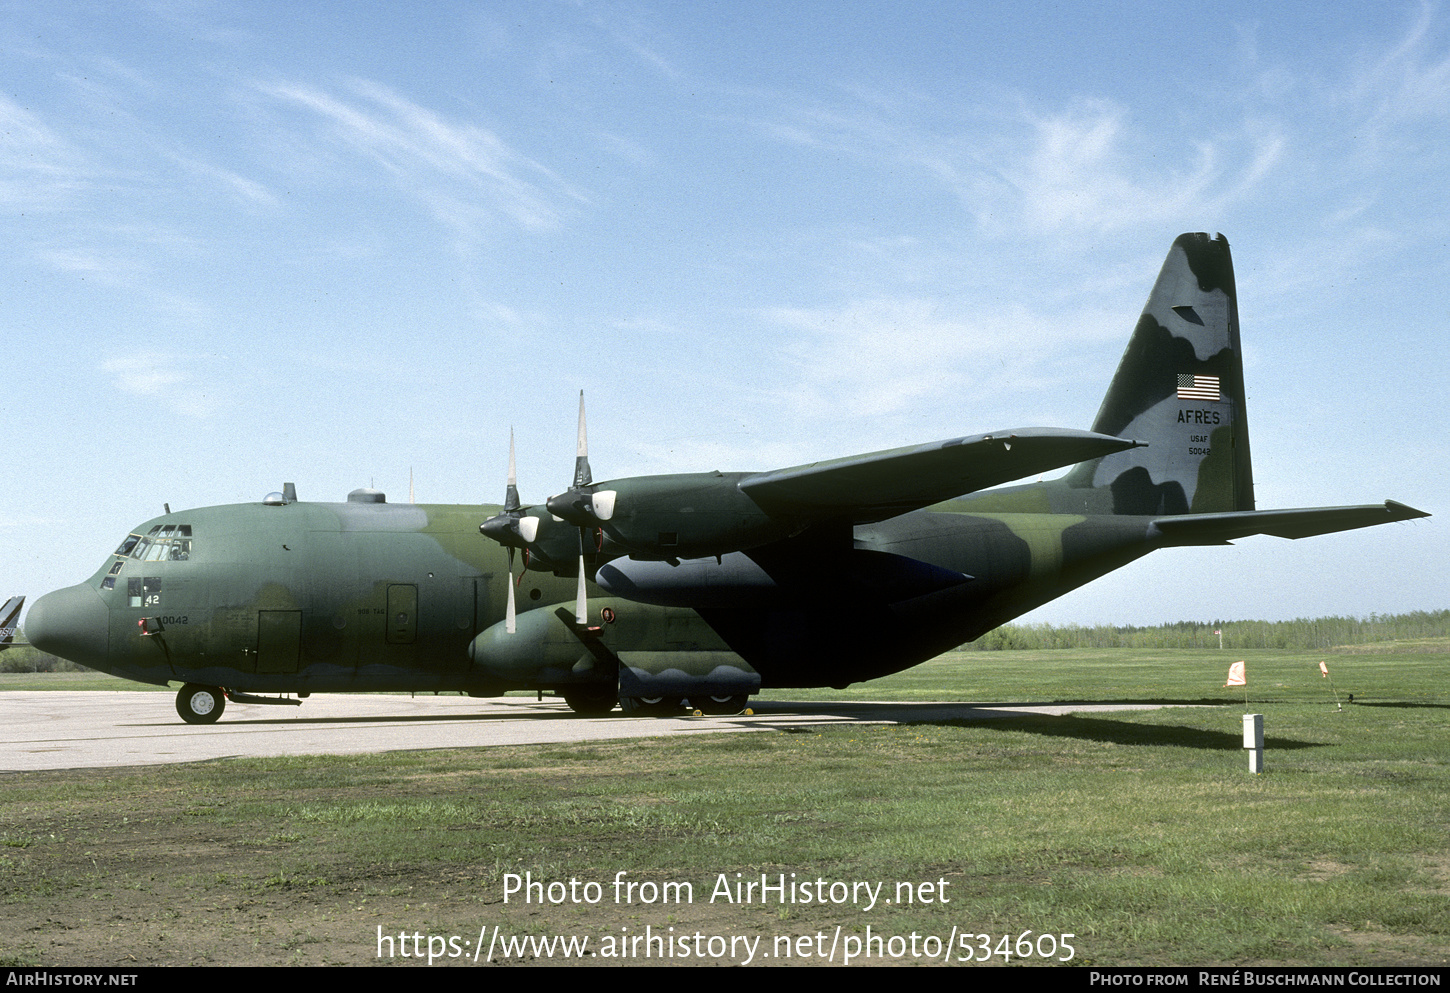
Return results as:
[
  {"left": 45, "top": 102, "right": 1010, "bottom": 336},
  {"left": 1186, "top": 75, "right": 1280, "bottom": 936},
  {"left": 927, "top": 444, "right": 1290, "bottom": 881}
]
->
[
  {"left": 4, "top": 642, "right": 1435, "bottom": 705},
  {"left": 758, "top": 644, "right": 1443, "bottom": 706},
  {"left": 1, "top": 648, "right": 1446, "bottom": 966}
]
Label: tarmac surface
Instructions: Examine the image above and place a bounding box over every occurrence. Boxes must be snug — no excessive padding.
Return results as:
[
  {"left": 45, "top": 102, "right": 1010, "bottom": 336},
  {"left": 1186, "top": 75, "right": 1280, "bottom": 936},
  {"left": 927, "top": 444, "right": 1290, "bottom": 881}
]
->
[{"left": 0, "top": 691, "right": 1184, "bottom": 771}]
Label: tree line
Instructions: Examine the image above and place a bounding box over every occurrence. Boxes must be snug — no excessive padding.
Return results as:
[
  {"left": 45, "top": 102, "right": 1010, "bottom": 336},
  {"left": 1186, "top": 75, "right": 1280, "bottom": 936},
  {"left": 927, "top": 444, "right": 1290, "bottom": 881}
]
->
[
  {"left": 0, "top": 646, "right": 86, "bottom": 673},
  {"left": 965, "top": 609, "right": 1450, "bottom": 651}
]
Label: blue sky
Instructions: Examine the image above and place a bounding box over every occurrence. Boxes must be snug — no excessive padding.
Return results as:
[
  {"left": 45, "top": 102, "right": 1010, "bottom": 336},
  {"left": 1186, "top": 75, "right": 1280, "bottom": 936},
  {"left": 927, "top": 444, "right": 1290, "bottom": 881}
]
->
[{"left": 4, "top": 0, "right": 1446, "bottom": 628}]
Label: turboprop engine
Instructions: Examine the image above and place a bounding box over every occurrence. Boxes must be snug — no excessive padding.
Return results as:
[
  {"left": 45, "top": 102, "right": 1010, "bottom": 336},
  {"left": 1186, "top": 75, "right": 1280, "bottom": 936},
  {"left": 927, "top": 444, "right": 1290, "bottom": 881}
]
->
[{"left": 544, "top": 471, "right": 801, "bottom": 562}]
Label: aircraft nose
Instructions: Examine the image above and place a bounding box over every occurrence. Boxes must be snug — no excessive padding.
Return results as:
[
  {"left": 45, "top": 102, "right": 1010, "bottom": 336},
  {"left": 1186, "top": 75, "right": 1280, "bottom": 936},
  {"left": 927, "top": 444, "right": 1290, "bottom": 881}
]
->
[{"left": 26, "top": 584, "right": 110, "bottom": 668}]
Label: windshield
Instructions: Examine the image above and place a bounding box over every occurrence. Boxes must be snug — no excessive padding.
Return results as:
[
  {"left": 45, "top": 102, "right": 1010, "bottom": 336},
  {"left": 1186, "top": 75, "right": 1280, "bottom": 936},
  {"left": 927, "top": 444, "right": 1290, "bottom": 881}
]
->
[
  {"left": 115, "top": 525, "right": 193, "bottom": 562},
  {"left": 102, "top": 525, "right": 194, "bottom": 591}
]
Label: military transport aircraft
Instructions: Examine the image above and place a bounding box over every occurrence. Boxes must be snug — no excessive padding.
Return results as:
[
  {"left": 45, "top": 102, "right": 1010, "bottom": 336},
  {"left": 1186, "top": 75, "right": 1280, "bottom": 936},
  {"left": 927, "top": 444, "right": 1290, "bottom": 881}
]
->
[
  {"left": 25, "top": 234, "right": 1428, "bottom": 724},
  {"left": 0, "top": 596, "right": 24, "bottom": 650}
]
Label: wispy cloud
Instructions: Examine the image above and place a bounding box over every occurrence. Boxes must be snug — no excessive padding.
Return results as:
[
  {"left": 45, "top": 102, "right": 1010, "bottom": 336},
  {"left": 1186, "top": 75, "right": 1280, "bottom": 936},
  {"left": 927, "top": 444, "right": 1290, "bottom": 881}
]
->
[
  {"left": 749, "top": 76, "right": 1285, "bottom": 243},
  {"left": 1343, "top": 3, "right": 1450, "bottom": 143},
  {"left": 979, "top": 98, "right": 1284, "bottom": 236},
  {"left": 103, "top": 353, "right": 218, "bottom": 418},
  {"left": 164, "top": 152, "right": 278, "bottom": 208},
  {"left": 0, "top": 93, "right": 91, "bottom": 211},
  {"left": 36, "top": 247, "right": 153, "bottom": 288},
  {"left": 765, "top": 296, "right": 1121, "bottom": 424},
  {"left": 256, "top": 77, "right": 587, "bottom": 234}
]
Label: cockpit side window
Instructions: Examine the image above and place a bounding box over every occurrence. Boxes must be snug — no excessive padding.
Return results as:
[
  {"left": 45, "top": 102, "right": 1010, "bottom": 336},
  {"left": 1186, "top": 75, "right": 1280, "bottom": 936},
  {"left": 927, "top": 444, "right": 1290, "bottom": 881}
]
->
[{"left": 127, "top": 577, "right": 161, "bottom": 608}]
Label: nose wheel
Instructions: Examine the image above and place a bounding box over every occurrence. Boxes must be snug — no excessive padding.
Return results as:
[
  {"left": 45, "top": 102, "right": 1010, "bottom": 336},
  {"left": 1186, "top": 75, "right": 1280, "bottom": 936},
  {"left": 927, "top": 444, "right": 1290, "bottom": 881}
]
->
[{"left": 176, "top": 684, "right": 226, "bottom": 724}]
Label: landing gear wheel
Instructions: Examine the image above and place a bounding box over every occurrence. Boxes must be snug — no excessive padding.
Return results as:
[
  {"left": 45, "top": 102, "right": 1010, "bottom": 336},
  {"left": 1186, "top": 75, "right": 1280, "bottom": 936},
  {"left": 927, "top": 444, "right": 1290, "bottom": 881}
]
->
[
  {"left": 176, "top": 684, "right": 226, "bottom": 725},
  {"left": 561, "top": 686, "right": 618, "bottom": 716},
  {"left": 619, "top": 696, "right": 684, "bottom": 717},
  {"left": 691, "top": 693, "right": 750, "bottom": 716}
]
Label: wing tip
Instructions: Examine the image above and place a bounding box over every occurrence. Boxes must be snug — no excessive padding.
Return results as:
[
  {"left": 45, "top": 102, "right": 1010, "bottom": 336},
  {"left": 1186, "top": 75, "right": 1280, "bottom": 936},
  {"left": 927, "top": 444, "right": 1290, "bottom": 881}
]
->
[{"left": 1385, "top": 500, "right": 1431, "bottom": 521}]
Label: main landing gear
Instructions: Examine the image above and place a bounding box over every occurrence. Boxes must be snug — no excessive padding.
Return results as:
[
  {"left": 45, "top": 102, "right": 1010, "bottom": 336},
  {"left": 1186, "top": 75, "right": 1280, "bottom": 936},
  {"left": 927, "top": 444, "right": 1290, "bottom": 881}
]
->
[
  {"left": 618, "top": 695, "right": 683, "bottom": 717},
  {"left": 616, "top": 694, "right": 751, "bottom": 717},
  {"left": 176, "top": 684, "right": 226, "bottom": 725},
  {"left": 691, "top": 693, "right": 751, "bottom": 716}
]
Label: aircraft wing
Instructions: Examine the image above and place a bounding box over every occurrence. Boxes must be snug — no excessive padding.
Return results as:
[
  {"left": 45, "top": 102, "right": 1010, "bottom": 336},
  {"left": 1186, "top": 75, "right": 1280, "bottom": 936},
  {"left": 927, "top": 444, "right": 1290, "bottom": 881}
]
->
[
  {"left": 1150, "top": 500, "right": 1430, "bottom": 545},
  {"left": 740, "top": 427, "right": 1142, "bottom": 523}
]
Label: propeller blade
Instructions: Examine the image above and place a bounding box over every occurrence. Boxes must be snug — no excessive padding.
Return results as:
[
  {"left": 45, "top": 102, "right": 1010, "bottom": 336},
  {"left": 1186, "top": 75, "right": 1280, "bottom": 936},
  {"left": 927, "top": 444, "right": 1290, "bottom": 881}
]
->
[
  {"left": 506, "top": 547, "right": 517, "bottom": 634},
  {"left": 575, "top": 555, "right": 588, "bottom": 626},
  {"left": 570, "top": 392, "right": 599, "bottom": 626},
  {"left": 573, "top": 390, "right": 592, "bottom": 489},
  {"left": 504, "top": 428, "right": 520, "bottom": 513}
]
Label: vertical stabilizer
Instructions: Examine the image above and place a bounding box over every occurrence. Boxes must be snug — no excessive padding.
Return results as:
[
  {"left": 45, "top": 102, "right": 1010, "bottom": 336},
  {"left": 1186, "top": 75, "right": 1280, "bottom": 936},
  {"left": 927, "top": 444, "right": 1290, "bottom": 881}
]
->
[
  {"left": 0, "top": 595, "right": 23, "bottom": 648},
  {"left": 1065, "top": 232, "right": 1254, "bottom": 514}
]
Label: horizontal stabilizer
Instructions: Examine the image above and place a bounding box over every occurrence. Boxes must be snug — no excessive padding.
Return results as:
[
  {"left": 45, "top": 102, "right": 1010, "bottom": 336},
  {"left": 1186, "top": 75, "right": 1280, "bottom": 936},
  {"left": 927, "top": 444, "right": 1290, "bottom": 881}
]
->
[
  {"left": 741, "top": 428, "right": 1142, "bottom": 523},
  {"left": 1151, "top": 500, "right": 1429, "bottom": 545}
]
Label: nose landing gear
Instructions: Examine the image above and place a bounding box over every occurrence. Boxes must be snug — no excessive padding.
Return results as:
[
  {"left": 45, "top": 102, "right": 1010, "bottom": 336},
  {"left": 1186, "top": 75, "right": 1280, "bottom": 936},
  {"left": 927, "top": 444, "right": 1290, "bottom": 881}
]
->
[{"left": 176, "top": 684, "right": 226, "bottom": 724}]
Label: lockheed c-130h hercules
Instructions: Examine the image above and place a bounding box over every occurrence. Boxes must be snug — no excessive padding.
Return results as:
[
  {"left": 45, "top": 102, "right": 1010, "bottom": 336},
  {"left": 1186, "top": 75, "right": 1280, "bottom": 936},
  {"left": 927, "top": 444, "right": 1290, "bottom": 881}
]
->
[{"left": 25, "top": 233, "right": 1428, "bottom": 724}]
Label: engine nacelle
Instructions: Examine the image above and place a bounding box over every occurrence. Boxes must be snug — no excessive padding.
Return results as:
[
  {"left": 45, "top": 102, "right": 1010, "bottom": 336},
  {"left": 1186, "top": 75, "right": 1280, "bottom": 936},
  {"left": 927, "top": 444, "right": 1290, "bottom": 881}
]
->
[
  {"left": 468, "top": 596, "right": 760, "bottom": 696},
  {"left": 469, "top": 605, "right": 601, "bottom": 683},
  {"left": 565, "top": 472, "right": 799, "bottom": 561}
]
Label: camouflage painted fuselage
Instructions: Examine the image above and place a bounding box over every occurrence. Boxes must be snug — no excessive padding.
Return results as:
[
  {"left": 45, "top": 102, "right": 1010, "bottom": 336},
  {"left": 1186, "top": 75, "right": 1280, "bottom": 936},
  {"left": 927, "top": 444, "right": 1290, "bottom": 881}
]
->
[{"left": 36, "top": 492, "right": 1160, "bottom": 694}]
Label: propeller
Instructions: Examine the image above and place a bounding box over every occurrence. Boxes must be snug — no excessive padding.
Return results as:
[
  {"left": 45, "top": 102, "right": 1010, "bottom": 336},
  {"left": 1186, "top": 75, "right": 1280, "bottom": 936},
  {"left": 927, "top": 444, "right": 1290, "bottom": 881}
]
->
[
  {"left": 546, "top": 392, "right": 600, "bottom": 627},
  {"left": 480, "top": 395, "right": 608, "bottom": 633},
  {"left": 546, "top": 392, "right": 617, "bottom": 530},
  {"left": 479, "top": 429, "right": 535, "bottom": 634},
  {"left": 503, "top": 432, "right": 519, "bottom": 634}
]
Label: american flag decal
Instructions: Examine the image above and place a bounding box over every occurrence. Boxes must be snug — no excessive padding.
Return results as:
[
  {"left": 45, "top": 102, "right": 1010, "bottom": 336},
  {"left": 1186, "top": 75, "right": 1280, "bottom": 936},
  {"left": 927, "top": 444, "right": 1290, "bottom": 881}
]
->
[{"left": 1177, "top": 374, "right": 1221, "bottom": 401}]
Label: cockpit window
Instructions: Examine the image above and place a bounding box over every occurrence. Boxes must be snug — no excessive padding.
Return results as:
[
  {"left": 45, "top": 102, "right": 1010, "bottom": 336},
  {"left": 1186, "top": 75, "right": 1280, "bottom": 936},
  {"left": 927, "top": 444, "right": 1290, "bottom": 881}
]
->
[
  {"left": 123, "top": 525, "right": 193, "bottom": 562},
  {"left": 103, "top": 527, "right": 194, "bottom": 591},
  {"left": 148, "top": 525, "right": 191, "bottom": 539}
]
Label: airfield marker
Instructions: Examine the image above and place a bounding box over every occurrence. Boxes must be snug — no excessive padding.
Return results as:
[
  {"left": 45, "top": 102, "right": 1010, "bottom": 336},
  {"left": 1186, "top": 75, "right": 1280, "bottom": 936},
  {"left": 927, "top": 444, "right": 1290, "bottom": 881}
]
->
[
  {"left": 1319, "top": 660, "right": 1343, "bottom": 711},
  {"left": 1224, "top": 660, "right": 1248, "bottom": 708},
  {"left": 1243, "top": 713, "right": 1264, "bottom": 774}
]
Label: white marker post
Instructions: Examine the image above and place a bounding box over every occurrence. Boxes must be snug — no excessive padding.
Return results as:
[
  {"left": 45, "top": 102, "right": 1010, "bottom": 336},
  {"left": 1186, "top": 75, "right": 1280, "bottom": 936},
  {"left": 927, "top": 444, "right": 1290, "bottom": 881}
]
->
[{"left": 1242, "top": 713, "right": 1264, "bottom": 774}]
